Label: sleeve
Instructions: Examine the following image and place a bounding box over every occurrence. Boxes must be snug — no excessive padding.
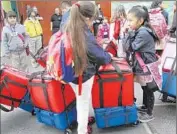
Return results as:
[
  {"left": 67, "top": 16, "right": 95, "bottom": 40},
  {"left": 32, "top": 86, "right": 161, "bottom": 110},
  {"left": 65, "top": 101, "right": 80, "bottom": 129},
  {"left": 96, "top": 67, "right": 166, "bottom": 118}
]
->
[
  {"left": 87, "top": 35, "right": 111, "bottom": 65},
  {"left": 113, "top": 20, "right": 121, "bottom": 40},
  {"left": 1, "top": 27, "right": 10, "bottom": 54},
  {"left": 24, "top": 20, "right": 29, "bottom": 35},
  {"left": 169, "top": 12, "right": 176, "bottom": 34},
  {"left": 51, "top": 15, "right": 54, "bottom": 22},
  {"left": 131, "top": 31, "right": 150, "bottom": 51},
  {"left": 38, "top": 21, "right": 43, "bottom": 34},
  {"left": 21, "top": 25, "right": 30, "bottom": 46}
]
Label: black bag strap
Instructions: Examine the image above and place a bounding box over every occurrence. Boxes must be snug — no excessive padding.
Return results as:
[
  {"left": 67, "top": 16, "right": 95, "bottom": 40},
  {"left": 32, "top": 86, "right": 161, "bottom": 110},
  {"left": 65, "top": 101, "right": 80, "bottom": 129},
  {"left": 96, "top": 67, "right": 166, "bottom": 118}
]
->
[
  {"left": 0, "top": 80, "right": 14, "bottom": 112},
  {"left": 28, "top": 71, "right": 51, "bottom": 111},
  {"left": 41, "top": 79, "right": 52, "bottom": 111},
  {"left": 0, "top": 75, "right": 28, "bottom": 112},
  {"left": 28, "top": 71, "right": 46, "bottom": 82},
  {"left": 0, "top": 104, "right": 14, "bottom": 112}
]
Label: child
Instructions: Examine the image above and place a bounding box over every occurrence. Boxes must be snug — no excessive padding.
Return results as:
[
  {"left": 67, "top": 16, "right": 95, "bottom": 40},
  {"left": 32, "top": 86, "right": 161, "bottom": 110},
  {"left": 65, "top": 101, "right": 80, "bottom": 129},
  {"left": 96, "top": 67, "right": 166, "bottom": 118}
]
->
[
  {"left": 24, "top": 9, "right": 43, "bottom": 68},
  {"left": 97, "top": 17, "right": 110, "bottom": 49},
  {"left": 64, "top": 2, "right": 112, "bottom": 134},
  {"left": 123, "top": 6, "right": 161, "bottom": 122},
  {"left": 1, "top": 11, "right": 29, "bottom": 71}
]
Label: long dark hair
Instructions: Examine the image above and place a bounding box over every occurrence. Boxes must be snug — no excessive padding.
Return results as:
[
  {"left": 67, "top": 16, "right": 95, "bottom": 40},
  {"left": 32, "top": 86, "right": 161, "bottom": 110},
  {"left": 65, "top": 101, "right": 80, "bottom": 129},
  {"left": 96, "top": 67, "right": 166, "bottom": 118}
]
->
[
  {"left": 65, "top": 1, "right": 96, "bottom": 76},
  {"left": 128, "top": 6, "right": 160, "bottom": 44},
  {"left": 151, "top": 0, "right": 163, "bottom": 9}
]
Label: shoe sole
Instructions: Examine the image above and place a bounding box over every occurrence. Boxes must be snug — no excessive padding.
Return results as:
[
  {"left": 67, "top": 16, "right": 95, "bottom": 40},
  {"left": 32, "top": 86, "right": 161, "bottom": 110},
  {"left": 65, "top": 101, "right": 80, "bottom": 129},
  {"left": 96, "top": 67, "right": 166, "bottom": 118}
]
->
[{"left": 138, "top": 117, "right": 155, "bottom": 123}]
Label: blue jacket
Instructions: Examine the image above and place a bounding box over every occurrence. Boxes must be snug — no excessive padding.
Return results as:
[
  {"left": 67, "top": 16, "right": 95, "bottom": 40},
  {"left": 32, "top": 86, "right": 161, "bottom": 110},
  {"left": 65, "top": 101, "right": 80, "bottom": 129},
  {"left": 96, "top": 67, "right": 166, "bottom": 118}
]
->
[{"left": 72, "top": 26, "right": 111, "bottom": 84}]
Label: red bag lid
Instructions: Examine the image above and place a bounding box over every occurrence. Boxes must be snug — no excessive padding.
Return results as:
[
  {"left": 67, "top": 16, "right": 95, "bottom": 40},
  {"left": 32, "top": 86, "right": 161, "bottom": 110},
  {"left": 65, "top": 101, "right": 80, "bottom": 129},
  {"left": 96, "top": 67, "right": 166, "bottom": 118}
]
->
[{"left": 99, "top": 58, "right": 132, "bottom": 72}]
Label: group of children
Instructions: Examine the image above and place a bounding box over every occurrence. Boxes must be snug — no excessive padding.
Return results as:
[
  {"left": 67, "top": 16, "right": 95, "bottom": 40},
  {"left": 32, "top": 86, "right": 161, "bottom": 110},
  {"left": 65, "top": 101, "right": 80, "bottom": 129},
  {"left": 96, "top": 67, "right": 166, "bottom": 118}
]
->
[{"left": 1, "top": 1, "right": 176, "bottom": 134}]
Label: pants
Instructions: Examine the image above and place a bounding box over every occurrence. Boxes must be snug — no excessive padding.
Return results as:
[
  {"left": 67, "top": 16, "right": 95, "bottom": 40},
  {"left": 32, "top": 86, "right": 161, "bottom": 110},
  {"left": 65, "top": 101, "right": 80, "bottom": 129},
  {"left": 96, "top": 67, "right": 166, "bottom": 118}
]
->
[
  {"left": 141, "top": 86, "right": 155, "bottom": 115},
  {"left": 11, "top": 50, "right": 28, "bottom": 72},
  {"left": 70, "top": 77, "right": 94, "bottom": 134},
  {"left": 29, "top": 36, "right": 42, "bottom": 61},
  {"left": 117, "top": 40, "right": 126, "bottom": 58}
]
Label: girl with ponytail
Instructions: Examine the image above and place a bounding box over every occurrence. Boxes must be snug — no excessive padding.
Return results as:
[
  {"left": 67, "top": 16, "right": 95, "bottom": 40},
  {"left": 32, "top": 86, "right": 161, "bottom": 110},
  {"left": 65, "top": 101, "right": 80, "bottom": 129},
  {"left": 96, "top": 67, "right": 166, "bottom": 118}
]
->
[
  {"left": 122, "top": 5, "right": 161, "bottom": 123},
  {"left": 64, "top": 2, "right": 112, "bottom": 134}
]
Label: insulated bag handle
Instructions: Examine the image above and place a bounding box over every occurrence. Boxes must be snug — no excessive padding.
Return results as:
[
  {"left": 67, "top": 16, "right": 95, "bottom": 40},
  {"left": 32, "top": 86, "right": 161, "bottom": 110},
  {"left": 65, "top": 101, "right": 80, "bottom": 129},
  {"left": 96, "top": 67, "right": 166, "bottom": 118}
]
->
[
  {"left": 111, "top": 60, "right": 124, "bottom": 80},
  {"left": 0, "top": 104, "right": 14, "bottom": 112}
]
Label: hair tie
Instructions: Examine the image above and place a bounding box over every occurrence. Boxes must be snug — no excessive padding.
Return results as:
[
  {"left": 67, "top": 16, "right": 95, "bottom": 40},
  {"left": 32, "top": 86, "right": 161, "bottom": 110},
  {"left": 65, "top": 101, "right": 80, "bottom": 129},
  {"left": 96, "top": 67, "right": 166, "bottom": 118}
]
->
[{"left": 75, "top": 3, "right": 80, "bottom": 8}]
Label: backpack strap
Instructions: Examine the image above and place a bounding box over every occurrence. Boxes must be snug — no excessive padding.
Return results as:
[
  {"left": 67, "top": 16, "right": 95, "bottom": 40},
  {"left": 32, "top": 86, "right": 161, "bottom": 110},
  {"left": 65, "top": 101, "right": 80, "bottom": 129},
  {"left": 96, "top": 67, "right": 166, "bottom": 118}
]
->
[{"left": 135, "top": 52, "right": 149, "bottom": 73}]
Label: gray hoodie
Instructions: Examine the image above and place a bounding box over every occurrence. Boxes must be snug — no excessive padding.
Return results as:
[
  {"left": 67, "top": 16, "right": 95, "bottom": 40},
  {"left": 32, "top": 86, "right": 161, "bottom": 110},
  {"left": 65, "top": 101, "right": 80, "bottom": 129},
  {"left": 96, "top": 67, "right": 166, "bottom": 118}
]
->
[{"left": 1, "top": 23, "right": 29, "bottom": 54}]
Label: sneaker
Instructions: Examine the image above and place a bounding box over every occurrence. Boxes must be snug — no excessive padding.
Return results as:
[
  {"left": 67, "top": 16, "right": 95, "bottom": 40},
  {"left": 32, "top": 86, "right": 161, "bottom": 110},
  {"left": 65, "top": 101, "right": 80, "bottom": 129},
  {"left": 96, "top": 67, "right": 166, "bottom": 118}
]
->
[
  {"left": 137, "top": 106, "right": 147, "bottom": 113},
  {"left": 138, "top": 113, "right": 155, "bottom": 123},
  {"left": 86, "top": 125, "right": 92, "bottom": 134},
  {"left": 88, "top": 116, "right": 95, "bottom": 125},
  {"left": 31, "top": 61, "right": 39, "bottom": 68}
]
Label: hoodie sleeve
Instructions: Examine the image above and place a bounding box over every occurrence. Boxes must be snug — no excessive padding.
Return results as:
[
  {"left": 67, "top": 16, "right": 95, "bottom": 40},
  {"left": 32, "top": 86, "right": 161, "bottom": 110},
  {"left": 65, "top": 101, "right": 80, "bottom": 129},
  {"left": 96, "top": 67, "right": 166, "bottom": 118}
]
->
[
  {"left": 1, "top": 27, "right": 10, "bottom": 55},
  {"left": 21, "top": 25, "right": 30, "bottom": 47},
  {"left": 87, "top": 33, "right": 111, "bottom": 65}
]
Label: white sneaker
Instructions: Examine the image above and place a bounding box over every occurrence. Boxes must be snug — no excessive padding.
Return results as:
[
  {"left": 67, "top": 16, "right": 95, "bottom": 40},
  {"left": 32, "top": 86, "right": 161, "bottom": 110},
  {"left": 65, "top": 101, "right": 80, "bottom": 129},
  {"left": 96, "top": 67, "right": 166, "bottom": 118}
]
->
[{"left": 31, "top": 60, "right": 39, "bottom": 68}]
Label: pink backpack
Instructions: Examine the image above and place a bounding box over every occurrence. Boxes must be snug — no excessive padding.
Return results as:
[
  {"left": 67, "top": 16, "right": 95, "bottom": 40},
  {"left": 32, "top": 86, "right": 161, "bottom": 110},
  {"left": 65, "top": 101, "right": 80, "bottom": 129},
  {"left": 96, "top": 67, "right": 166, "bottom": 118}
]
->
[{"left": 149, "top": 8, "right": 167, "bottom": 39}]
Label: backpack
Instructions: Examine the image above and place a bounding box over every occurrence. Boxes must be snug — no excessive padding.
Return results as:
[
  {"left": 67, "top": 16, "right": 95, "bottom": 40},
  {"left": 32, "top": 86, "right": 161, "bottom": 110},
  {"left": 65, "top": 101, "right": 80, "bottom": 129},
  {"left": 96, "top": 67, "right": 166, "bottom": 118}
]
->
[
  {"left": 47, "top": 31, "right": 83, "bottom": 95},
  {"left": 149, "top": 8, "right": 167, "bottom": 39},
  {"left": 47, "top": 31, "right": 75, "bottom": 83}
]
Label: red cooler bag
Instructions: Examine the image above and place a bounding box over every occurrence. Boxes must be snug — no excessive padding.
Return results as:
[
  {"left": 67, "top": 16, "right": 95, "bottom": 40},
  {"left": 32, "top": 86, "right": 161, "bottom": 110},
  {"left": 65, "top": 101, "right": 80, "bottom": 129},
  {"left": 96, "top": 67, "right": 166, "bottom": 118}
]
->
[
  {"left": 92, "top": 58, "right": 134, "bottom": 108},
  {"left": 28, "top": 72, "right": 76, "bottom": 113},
  {"left": 0, "top": 66, "right": 29, "bottom": 109}
]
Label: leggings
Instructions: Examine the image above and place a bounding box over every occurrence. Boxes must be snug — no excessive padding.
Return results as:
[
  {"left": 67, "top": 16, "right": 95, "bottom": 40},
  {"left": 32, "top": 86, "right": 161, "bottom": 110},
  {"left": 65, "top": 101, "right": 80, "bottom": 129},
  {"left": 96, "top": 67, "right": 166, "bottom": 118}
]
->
[{"left": 142, "top": 86, "right": 155, "bottom": 115}]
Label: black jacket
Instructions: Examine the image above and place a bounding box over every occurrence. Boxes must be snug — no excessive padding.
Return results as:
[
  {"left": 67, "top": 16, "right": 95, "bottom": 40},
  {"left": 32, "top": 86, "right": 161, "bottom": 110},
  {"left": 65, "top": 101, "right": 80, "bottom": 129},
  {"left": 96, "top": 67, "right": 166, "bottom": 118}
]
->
[
  {"left": 72, "top": 26, "right": 111, "bottom": 84},
  {"left": 122, "top": 26, "right": 158, "bottom": 75}
]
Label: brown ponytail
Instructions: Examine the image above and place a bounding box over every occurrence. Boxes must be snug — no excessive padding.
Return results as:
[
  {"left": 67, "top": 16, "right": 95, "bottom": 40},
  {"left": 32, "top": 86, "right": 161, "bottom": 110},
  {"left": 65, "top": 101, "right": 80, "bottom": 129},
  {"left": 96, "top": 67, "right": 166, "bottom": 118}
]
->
[{"left": 65, "top": 1, "right": 96, "bottom": 76}]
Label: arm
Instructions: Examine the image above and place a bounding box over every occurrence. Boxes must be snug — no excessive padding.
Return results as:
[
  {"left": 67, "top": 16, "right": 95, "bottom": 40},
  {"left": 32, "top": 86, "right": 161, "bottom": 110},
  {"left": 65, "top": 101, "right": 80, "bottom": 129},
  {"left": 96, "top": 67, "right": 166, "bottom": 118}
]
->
[
  {"left": 50, "top": 22, "right": 53, "bottom": 31},
  {"left": 1, "top": 27, "right": 10, "bottom": 55},
  {"left": 37, "top": 21, "right": 43, "bottom": 34},
  {"left": 113, "top": 20, "right": 120, "bottom": 40},
  {"left": 130, "top": 31, "right": 150, "bottom": 51},
  {"left": 21, "top": 25, "right": 30, "bottom": 47},
  {"left": 169, "top": 12, "right": 176, "bottom": 34},
  {"left": 87, "top": 35, "right": 111, "bottom": 65},
  {"left": 24, "top": 20, "right": 30, "bottom": 35}
]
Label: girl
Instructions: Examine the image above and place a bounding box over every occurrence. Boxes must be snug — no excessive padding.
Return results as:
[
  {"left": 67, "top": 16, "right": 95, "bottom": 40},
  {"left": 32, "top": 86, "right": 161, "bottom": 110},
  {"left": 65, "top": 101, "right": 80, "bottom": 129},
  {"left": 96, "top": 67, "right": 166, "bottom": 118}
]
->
[
  {"left": 64, "top": 2, "right": 112, "bottom": 134},
  {"left": 1, "top": 11, "right": 29, "bottom": 71},
  {"left": 24, "top": 9, "right": 43, "bottom": 68},
  {"left": 112, "top": 5, "right": 127, "bottom": 58},
  {"left": 123, "top": 6, "right": 161, "bottom": 123},
  {"left": 96, "top": 17, "right": 110, "bottom": 49}
]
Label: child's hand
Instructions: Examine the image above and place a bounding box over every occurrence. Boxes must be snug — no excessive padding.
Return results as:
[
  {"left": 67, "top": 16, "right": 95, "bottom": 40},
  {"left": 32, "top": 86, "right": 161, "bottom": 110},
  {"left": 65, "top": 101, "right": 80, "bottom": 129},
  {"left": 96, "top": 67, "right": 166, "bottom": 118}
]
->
[
  {"left": 112, "top": 38, "right": 118, "bottom": 45},
  {"left": 122, "top": 23, "right": 129, "bottom": 33}
]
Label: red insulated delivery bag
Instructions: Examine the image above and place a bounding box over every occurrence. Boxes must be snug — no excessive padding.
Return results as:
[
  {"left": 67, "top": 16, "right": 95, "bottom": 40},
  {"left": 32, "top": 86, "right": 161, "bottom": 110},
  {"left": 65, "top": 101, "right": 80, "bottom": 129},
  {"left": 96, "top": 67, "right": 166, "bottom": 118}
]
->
[
  {"left": 92, "top": 58, "right": 134, "bottom": 108},
  {"left": 28, "top": 72, "right": 76, "bottom": 113}
]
